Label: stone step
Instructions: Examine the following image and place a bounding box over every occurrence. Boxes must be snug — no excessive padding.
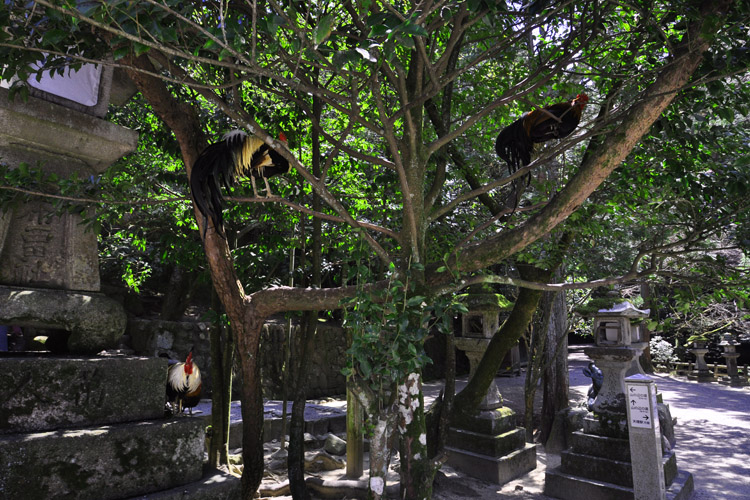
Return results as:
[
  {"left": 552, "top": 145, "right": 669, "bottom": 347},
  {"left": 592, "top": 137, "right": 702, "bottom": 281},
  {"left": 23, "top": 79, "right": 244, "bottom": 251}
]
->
[
  {"left": 446, "top": 426, "right": 526, "bottom": 457},
  {"left": 560, "top": 448, "right": 678, "bottom": 488},
  {"left": 446, "top": 442, "right": 537, "bottom": 485},
  {"left": 454, "top": 406, "right": 517, "bottom": 435},
  {"left": 0, "top": 354, "right": 167, "bottom": 434},
  {"left": 0, "top": 417, "right": 204, "bottom": 500},
  {"left": 544, "top": 466, "right": 634, "bottom": 500},
  {"left": 561, "top": 450, "right": 632, "bottom": 487},
  {"left": 545, "top": 465, "right": 693, "bottom": 500},
  {"left": 569, "top": 431, "right": 630, "bottom": 461},
  {"left": 127, "top": 468, "right": 241, "bottom": 499}
]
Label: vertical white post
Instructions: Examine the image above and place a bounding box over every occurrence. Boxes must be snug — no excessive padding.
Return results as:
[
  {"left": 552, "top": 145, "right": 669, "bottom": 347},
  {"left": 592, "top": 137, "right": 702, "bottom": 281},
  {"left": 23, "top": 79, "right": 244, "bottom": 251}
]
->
[{"left": 624, "top": 374, "right": 666, "bottom": 500}]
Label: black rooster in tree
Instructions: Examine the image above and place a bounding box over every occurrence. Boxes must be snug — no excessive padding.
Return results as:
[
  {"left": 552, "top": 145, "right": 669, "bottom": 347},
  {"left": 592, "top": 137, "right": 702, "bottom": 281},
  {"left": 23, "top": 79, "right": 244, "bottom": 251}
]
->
[
  {"left": 189, "top": 130, "right": 290, "bottom": 237},
  {"left": 495, "top": 93, "right": 588, "bottom": 176}
]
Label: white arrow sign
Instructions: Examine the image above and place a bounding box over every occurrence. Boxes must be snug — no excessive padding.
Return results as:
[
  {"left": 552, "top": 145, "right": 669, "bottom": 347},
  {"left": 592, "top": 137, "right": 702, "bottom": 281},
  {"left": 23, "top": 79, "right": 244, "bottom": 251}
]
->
[{"left": 626, "top": 383, "right": 652, "bottom": 429}]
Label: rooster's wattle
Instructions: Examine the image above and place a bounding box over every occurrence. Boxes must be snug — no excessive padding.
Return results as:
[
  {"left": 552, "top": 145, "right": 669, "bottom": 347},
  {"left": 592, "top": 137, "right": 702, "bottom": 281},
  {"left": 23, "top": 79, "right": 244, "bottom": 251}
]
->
[{"left": 166, "top": 351, "right": 202, "bottom": 415}]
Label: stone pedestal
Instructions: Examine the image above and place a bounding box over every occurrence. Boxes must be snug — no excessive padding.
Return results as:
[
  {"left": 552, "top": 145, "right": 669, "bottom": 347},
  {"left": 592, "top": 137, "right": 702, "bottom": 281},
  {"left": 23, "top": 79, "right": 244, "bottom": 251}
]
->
[
  {"left": 687, "top": 342, "right": 715, "bottom": 382},
  {"left": 0, "top": 85, "right": 138, "bottom": 353},
  {"left": 0, "top": 353, "right": 240, "bottom": 499},
  {"left": 585, "top": 346, "right": 639, "bottom": 416},
  {"left": 545, "top": 302, "right": 693, "bottom": 500},
  {"left": 446, "top": 407, "right": 537, "bottom": 485},
  {"left": 719, "top": 333, "right": 748, "bottom": 387},
  {"left": 455, "top": 337, "right": 502, "bottom": 410}
]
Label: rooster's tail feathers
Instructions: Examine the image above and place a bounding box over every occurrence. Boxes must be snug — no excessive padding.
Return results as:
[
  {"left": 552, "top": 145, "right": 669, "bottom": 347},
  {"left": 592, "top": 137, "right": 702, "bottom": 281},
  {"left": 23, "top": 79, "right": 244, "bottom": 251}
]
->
[{"left": 495, "top": 118, "right": 533, "bottom": 175}]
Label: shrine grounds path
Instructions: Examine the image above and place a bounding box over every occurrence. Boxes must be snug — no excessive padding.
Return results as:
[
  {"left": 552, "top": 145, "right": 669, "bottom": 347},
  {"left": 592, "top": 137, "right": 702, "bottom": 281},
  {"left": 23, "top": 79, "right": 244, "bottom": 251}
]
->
[
  {"left": 252, "top": 346, "right": 750, "bottom": 499},
  {"left": 431, "top": 348, "right": 750, "bottom": 499}
]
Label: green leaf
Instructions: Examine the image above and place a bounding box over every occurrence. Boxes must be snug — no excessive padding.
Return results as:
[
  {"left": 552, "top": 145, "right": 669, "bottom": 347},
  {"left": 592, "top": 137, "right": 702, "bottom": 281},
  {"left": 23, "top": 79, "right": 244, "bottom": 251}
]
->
[
  {"left": 42, "top": 29, "right": 67, "bottom": 45},
  {"left": 314, "top": 14, "right": 335, "bottom": 46},
  {"left": 133, "top": 42, "right": 150, "bottom": 56}
]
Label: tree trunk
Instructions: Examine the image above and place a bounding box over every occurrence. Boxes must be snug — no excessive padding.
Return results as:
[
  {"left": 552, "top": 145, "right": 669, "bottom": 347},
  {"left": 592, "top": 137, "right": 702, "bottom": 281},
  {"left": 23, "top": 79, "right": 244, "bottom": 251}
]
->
[
  {"left": 540, "top": 280, "right": 569, "bottom": 445},
  {"left": 368, "top": 411, "right": 396, "bottom": 500},
  {"left": 209, "top": 288, "right": 233, "bottom": 467},
  {"left": 288, "top": 313, "right": 316, "bottom": 500},
  {"left": 235, "top": 309, "right": 266, "bottom": 499},
  {"left": 398, "top": 372, "right": 433, "bottom": 500},
  {"left": 451, "top": 264, "right": 551, "bottom": 417}
]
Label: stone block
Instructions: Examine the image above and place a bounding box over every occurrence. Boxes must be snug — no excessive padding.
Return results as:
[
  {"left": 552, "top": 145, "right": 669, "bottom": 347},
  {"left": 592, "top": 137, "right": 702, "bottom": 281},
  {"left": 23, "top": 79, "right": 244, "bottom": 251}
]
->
[
  {"left": 447, "top": 427, "right": 525, "bottom": 457},
  {"left": 663, "top": 450, "right": 677, "bottom": 487},
  {"left": 667, "top": 469, "right": 694, "bottom": 500},
  {"left": 446, "top": 442, "right": 536, "bottom": 485},
  {"left": 0, "top": 418, "right": 204, "bottom": 500},
  {"left": 0, "top": 203, "right": 102, "bottom": 291},
  {"left": 544, "top": 467, "right": 633, "bottom": 500},
  {"left": 0, "top": 355, "right": 166, "bottom": 434},
  {"left": 560, "top": 450, "right": 632, "bottom": 487},
  {"left": 451, "top": 406, "right": 516, "bottom": 435},
  {"left": 127, "top": 469, "right": 241, "bottom": 500},
  {"left": 0, "top": 86, "right": 139, "bottom": 175},
  {"left": 570, "top": 431, "right": 630, "bottom": 461},
  {"left": 0, "top": 286, "right": 127, "bottom": 353}
]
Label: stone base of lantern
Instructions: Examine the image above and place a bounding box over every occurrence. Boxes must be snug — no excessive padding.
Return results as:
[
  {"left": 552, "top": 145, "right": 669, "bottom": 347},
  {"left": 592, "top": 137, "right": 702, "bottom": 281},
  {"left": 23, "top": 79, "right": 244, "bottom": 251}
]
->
[
  {"left": 0, "top": 285, "right": 126, "bottom": 354},
  {"left": 687, "top": 370, "right": 716, "bottom": 383},
  {"left": 544, "top": 418, "right": 694, "bottom": 500},
  {"left": 446, "top": 407, "right": 536, "bottom": 485},
  {"left": 718, "top": 375, "right": 749, "bottom": 387}
]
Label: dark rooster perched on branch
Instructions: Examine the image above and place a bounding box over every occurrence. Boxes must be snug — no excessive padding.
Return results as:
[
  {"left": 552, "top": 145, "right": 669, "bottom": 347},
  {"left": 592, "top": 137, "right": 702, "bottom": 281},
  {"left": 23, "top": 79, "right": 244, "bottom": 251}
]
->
[
  {"left": 166, "top": 350, "right": 202, "bottom": 415},
  {"left": 189, "top": 130, "right": 290, "bottom": 237},
  {"left": 495, "top": 94, "right": 588, "bottom": 176}
]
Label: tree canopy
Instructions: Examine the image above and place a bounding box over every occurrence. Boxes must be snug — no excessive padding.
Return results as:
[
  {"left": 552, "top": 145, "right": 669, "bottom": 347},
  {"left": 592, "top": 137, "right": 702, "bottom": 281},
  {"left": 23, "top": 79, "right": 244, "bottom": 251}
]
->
[{"left": 1, "top": 0, "right": 748, "bottom": 498}]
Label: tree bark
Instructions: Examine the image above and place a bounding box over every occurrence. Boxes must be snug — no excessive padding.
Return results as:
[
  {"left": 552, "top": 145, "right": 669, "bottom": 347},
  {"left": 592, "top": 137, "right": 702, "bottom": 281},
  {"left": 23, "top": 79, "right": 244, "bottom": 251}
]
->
[
  {"left": 540, "top": 279, "right": 569, "bottom": 445},
  {"left": 451, "top": 264, "right": 551, "bottom": 417}
]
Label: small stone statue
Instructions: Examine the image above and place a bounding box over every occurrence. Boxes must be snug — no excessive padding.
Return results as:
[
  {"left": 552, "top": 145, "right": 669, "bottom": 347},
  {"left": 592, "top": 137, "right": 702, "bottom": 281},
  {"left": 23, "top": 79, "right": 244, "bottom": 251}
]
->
[{"left": 583, "top": 361, "right": 603, "bottom": 411}]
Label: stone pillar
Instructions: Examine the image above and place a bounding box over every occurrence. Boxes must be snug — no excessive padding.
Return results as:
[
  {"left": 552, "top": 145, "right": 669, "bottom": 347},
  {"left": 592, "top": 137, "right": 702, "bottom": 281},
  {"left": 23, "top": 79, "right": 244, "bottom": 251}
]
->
[
  {"left": 719, "top": 333, "right": 748, "bottom": 387},
  {"left": 0, "top": 81, "right": 138, "bottom": 353},
  {"left": 545, "top": 301, "right": 694, "bottom": 500},
  {"left": 624, "top": 374, "right": 667, "bottom": 500},
  {"left": 688, "top": 341, "right": 715, "bottom": 382},
  {"left": 455, "top": 337, "right": 502, "bottom": 409}
]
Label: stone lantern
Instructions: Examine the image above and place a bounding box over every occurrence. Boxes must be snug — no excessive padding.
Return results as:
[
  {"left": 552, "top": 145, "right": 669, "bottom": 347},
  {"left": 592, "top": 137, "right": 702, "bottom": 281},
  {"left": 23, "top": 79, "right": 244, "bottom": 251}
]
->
[
  {"left": 545, "top": 301, "right": 695, "bottom": 500},
  {"left": 454, "top": 289, "right": 512, "bottom": 409},
  {"left": 688, "top": 340, "right": 715, "bottom": 382},
  {"left": 719, "top": 332, "right": 748, "bottom": 387},
  {"left": 0, "top": 62, "right": 138, "bottom": 353},
  {"left": 586, "top": 301, "right": 650, "bottom": 417}
]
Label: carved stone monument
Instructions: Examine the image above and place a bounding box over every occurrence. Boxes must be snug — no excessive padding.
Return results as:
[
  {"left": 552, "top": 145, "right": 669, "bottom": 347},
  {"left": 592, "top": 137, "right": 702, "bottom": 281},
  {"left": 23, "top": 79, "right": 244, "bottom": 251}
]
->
[
  {"left": 545, "top": 302, "right": 694, "bottom": 500},
  {"left": 0, "top": 66, "right": 138, "bottom": 353},
  {"left": 447, "top": 290, "right": 537, "bottom": 485}
]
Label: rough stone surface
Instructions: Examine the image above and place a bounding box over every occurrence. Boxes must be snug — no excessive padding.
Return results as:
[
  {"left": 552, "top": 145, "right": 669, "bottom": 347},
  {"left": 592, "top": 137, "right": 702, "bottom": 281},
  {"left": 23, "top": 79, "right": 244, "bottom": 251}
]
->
[
  {"left": 544, "top": 467, "right": 634, "bottom": 500},
  {"left": 447, "top": 427, "right": 526, "bottom": 457},
  {"left": 452, "top": 406, "right": 516, "bottom": 435},
  {"left": 0, "top": 418, "right": 204, "bottom": 500},
  {"left": 446, "top": 442, "right": 537, "bottom": 485},
  {"left": 0, "top": 355, "right": 166, "bottom": 434},
  {"left": 0, "top": 202, "right": 102, "bottom": 292},
  {"left": 0, "top": 285, "right": 127, "bottom": 353},
  {"left": 0, "top": 86, "right": 139, "bottom": 173},
  {"left": 323, "top": 433, "right": 347, "bottom": 456},
  {"left": 127, "top": 469, "right": 241, "bottom": 500}
]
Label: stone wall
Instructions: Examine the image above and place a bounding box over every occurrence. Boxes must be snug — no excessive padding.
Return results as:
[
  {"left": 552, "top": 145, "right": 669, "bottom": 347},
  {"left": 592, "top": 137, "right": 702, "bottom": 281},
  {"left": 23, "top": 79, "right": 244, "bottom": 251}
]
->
[{"left": 127, "top": 317, "right": 348, "bottom": 399}]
